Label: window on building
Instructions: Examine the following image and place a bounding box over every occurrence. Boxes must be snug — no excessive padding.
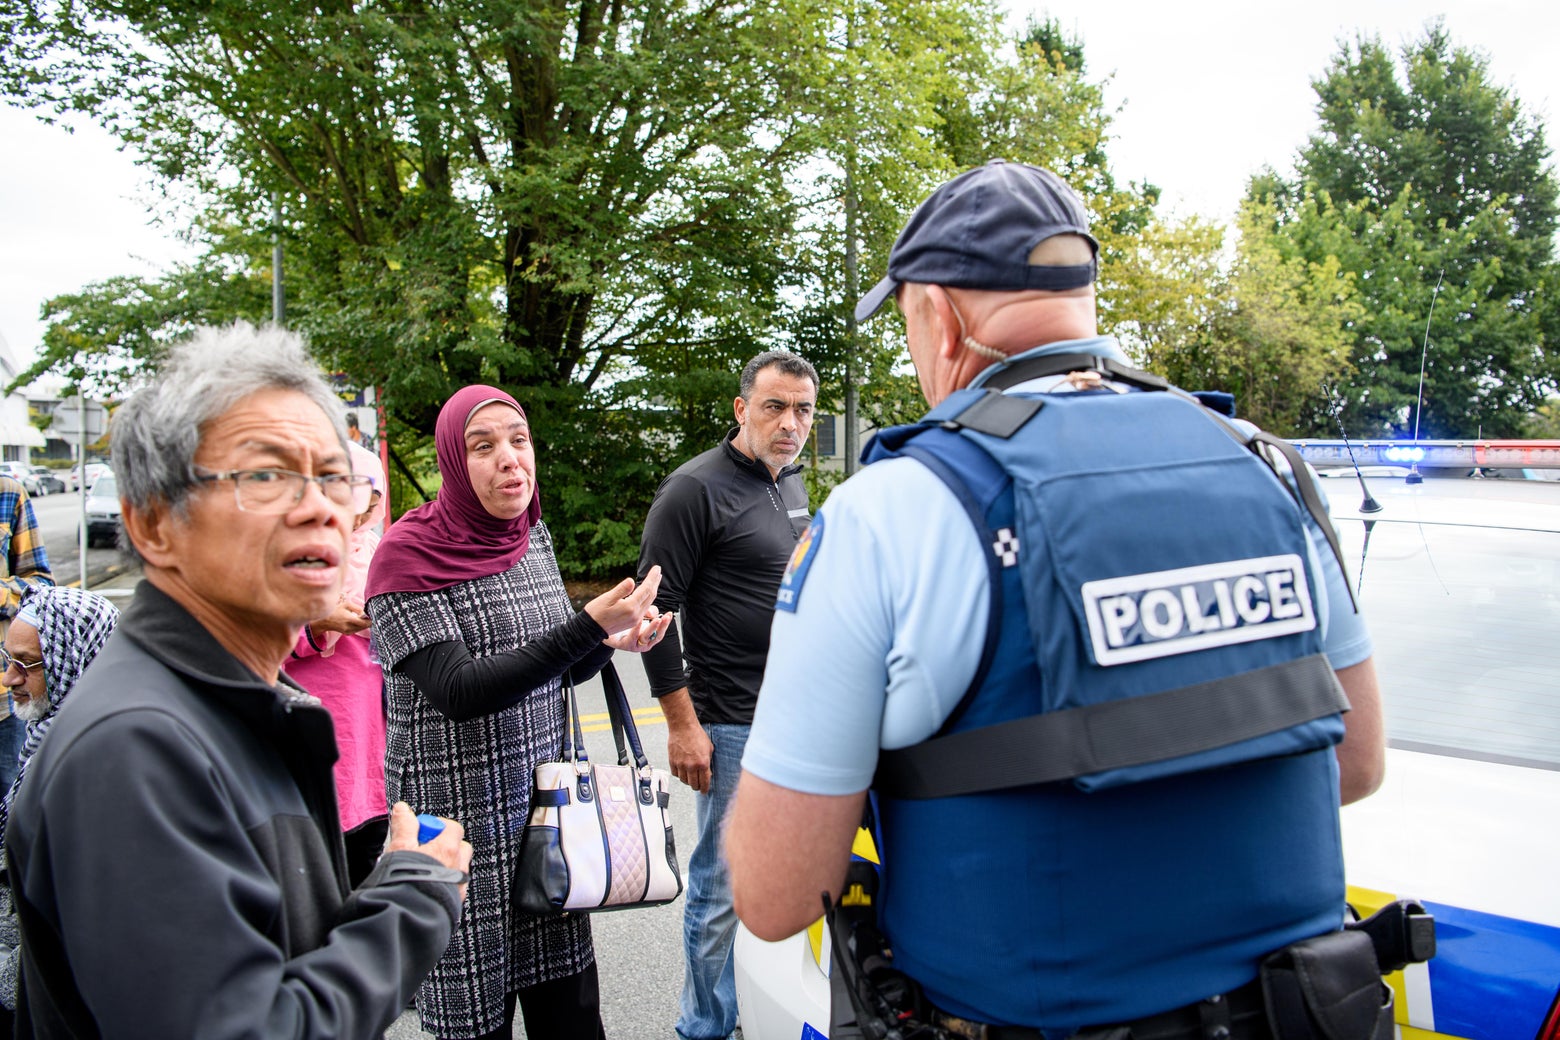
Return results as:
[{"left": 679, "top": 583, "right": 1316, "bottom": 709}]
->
[{"left": 811, "top": 414, "right": 837, "bottom": 457}]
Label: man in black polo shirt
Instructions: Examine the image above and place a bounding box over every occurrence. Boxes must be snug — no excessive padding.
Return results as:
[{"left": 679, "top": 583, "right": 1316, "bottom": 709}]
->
[{"left": 636, "top": 349, "right": 817, "bottom": 1040}]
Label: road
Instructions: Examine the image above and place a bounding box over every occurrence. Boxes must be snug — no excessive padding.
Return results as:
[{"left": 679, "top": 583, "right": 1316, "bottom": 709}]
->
[
  {"left": 386, "top": 653, "right": 695, "bottom": 1040},
  {"left": 27, "top": 485, "right": 127, "bottom": 589}
]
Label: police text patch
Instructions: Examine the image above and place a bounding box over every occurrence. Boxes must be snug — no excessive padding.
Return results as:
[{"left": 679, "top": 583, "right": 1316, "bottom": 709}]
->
[
  {"left": 1081, "top": 553, "right": 1315, "bottom": 666},
  {"left": 775, "top": 514, "right": 823, "bottom": 614}
]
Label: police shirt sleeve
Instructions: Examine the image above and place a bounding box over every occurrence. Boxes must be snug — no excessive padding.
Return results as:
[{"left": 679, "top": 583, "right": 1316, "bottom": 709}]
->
[
  {"left": 743, "top": 459, "right": 990, "bottom": 796},
  {"left": 1306, "top": 518, "right": 1373, "bottom": 671},
  {"left": 1273, "top": 447, "right": 1373, "bottom": 671}
]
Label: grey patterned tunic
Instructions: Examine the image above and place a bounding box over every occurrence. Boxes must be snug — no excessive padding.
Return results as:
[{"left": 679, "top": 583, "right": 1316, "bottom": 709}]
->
[{"left": 369, "top": 522, "right": 594, "bottom": 1037}]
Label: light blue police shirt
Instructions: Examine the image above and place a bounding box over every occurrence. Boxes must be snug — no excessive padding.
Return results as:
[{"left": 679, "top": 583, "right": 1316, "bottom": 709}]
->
[{"left": 742, "top": 337, "right": 1375, "bottom": 796}]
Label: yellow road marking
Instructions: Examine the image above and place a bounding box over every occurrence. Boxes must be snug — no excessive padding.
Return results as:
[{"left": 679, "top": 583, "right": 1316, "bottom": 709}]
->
[{"left": 580, "top": 708, "right": 665, "bottom": 733}]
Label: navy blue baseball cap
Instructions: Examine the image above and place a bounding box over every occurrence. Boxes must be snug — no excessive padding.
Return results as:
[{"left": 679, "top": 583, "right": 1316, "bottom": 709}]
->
[{"left": 855, "top": 159, "right": 1099, "bottom": 322}]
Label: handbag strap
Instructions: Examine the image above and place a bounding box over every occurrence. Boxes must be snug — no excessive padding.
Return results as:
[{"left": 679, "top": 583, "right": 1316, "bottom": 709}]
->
[
  {"left": 601, "top": 665, "right": 631, "bottom": 766},
  {"left": 599, "top": 661, "right": 651, "bottom": 770},
  {"left": 561, "top": 671, "right": 589, "bottom": 767}
]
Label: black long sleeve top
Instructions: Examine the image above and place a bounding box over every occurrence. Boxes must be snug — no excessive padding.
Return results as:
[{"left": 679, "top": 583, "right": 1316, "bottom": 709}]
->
[
  {"left": 635, "top": 431, "right": 810, "bottom": 725},
  {"left": 396, "top": 611, "right": 613, "bottom": 723}
]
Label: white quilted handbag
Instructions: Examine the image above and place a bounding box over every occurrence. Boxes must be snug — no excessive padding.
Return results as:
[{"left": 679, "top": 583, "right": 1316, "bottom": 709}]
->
[{"left": 513, "top": 662, "right": 682, "bottom": 915}]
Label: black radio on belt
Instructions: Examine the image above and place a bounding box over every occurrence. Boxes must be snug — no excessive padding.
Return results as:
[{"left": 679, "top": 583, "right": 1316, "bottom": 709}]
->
[{"left": 1345, "top": 899, "right": 1437, "bottom": 974}]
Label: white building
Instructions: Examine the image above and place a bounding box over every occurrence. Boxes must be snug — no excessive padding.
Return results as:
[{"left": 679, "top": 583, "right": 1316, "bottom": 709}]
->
[{"left": 0, "top": 330, "right": 47, "bottom": 463}]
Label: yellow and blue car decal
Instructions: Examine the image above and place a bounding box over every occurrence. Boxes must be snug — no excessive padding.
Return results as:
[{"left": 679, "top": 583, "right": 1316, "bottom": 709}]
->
[
  {"left": 776, "top": 514, "right": 822, "bottom": 614},
  {"left": 1349, "top": 885, "right": 1560, "bottom": 1040}
]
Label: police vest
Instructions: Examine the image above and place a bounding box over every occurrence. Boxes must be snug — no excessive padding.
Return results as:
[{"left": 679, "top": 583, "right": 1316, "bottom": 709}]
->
[{"left": 860, "top": 358, "right": 1352, "bottom": 1028}]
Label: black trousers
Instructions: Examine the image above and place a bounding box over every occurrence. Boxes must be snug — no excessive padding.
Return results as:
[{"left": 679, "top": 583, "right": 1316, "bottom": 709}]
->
[{"left": 438, "top": 962, "right": 607, "bottom": 1040}]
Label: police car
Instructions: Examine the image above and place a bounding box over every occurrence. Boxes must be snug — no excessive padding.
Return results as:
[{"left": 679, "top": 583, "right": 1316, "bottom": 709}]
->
[{"left": 734, "top": 469, "right": 1560, "bottom": 1040}]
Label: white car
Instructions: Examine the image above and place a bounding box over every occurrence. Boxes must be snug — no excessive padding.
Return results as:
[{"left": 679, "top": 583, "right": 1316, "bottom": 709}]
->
[
  {"left": 70, "top": 461, "right": 111, "bottom": 492},
  {"left": 79, "top": 472, "right": 122, "bottom": 549},
  {"left": 734, "top": 468, "right": 1560, "bottom": 1040}
]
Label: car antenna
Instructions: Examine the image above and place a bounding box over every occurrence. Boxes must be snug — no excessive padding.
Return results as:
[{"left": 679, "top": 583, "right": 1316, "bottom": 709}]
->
[
  {"left": 1406, "top": 269, "right": 1445, "bottom": 486},
  {"left": 1324, "top": 384, "right": 1381, "bottom": 515},
  {"left": 1324, "top": 383, "right": 1382, "bottom": 596}
]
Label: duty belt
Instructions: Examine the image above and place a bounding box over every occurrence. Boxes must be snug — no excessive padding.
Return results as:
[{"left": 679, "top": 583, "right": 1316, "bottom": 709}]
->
[
  {"left": 927, "top": 901, "right": 1433, "bottom": 1040},
  {"left": 932, "top": 976, "right": 1269, "bottom": 1040}
]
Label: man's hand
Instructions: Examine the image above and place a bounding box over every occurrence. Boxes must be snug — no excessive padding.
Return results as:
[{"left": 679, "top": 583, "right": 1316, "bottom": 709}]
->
[
  {"left": 384, "top": 802, "right": 473, "bottom": 902},
  {"left": 727, "top": 773, "right": 866, "bottom": 941},
  {"left": 1334, "top": 657, "right": 1386, "bottom": 805},
  {"left": 659, "top": 687, "right": 714, "bottom": 793}
]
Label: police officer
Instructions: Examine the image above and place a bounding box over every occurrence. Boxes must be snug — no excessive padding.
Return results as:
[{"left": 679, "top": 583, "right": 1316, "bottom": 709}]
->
[{"left": 726, "top": 161, "right": 1386, "bottom": 1040}]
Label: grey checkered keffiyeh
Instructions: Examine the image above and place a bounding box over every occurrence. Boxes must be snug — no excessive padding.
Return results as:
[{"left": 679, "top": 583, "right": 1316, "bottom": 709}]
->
[{"left": 0, "top": 586, "right": 120, "bottom": 848}]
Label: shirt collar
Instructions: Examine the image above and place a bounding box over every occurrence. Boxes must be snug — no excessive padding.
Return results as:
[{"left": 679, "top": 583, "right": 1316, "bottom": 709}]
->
[
  {"left": 118, "top": 580, "right": 313, "bottom": 701},
  {"left": 720, "top": 427, "right": 803, "bottom": 481},
  {"left": 969, "top": 336, "right": 1131, "bottom": 392}
]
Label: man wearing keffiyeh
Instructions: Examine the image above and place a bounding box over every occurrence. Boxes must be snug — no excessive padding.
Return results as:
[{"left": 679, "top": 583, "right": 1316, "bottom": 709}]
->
[
  {"left": 0, "top": 586, "right": 119, "bottom": 1030},
  {"left": 0, "top": 475, "right": 55, "bottom": 798}
]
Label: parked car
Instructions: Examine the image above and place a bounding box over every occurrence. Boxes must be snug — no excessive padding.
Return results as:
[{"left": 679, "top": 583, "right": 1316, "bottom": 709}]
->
[
  {"left": 79, "top": 473, "right": 122, "bottom": 549},
  {"left": 69, "top": 461, "right": 111, "bottom": 492},
  {"left": 733, "top": 469, "right": 1560, "bottom": 1040},
  {"left": 22, "top": 466, "right": 66, "bottom": 497},
  {"left": 0, "top": 461, "right": 30, "bottom": 485}
]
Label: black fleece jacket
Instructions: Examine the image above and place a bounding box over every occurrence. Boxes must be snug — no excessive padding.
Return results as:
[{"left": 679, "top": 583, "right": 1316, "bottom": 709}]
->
[{"left": 4, "top": 581, "right": 462, "bottom": 1039}]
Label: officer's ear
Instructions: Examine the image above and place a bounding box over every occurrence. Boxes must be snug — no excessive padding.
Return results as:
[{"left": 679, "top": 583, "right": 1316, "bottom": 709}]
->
[{"left": 922, "top": 285, "right": 964, "bottom": 362}]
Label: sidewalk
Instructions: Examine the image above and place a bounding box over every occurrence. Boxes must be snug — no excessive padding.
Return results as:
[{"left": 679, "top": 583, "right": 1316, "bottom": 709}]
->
[{"left": 72, "top": 557, "right": 143, "bottom": 600}]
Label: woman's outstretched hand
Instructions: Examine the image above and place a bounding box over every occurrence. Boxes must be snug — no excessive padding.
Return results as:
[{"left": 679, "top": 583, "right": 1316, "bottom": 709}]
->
[{"left": 586, "top": 566, "right": 675, "bottom": 653}]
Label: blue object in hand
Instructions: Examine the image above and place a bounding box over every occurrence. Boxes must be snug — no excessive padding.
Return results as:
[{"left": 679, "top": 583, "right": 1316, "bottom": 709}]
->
[{"left": 416, "top": 813, "right": 445, "bottom": 845}]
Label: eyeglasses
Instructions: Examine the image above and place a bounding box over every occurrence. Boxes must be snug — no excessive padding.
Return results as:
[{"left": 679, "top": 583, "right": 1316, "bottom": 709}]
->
[
  {"left": 0, "top": 649, "right": 44, "bottom": 675},
  {"left": 194, "top": 468, "right": 375, "bottom": 515}
]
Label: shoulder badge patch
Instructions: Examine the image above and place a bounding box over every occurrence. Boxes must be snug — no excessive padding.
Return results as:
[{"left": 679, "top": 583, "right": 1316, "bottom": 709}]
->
[{"left": 775, "top": 514, "right": 824, "bottom": 614}]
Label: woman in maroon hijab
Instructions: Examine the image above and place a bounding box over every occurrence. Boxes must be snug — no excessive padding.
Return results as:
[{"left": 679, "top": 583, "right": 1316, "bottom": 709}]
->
[{"left": 366, "top": 386, "right": 670, "bottom": 1040}]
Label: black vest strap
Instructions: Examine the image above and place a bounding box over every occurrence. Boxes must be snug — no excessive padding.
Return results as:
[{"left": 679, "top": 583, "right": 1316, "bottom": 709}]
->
[
  {"left": 1248, "top": 431, "right": 1359, "bottom": 614},
  {"left": 941, "top": 390, "right": 1044, "bottom": 439},
  {"left": 873, "top": 654, "right": 1350, "bottom": 799}
]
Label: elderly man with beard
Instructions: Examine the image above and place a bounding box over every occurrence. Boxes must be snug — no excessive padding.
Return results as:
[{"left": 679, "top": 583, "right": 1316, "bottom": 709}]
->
[{"left": 636, "top": 349, "right": 817, "bottom": 1040}]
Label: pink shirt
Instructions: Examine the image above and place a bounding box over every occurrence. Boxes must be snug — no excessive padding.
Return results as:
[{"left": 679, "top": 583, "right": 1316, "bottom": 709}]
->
[{"left": 284, "top": 629, "right": 387, "bottom": 832}]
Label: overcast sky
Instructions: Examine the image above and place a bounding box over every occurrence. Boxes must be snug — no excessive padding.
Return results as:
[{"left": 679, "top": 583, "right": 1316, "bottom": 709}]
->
[
  {"left": 2, "top": 1, "right": 1555, "bottom": 371},
  {"left": 1015, "top": 0, "right": 1556, "bottom": 221}
]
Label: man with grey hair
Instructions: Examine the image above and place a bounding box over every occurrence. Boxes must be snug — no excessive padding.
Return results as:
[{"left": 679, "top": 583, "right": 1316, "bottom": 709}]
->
[
  {"left": 5, "top": 321, "right": 473, "bottom": 1038},
  {"left": 636, "top": 349, "right": 817, "bottom": 1040}
]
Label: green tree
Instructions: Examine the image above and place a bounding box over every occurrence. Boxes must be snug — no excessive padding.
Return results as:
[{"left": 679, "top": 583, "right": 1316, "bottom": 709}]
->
[
  {"left": 1103, "top": 214, "right": 1226, "bottom": 373},
  {"left": 1205, "top": 199, "right": 1362, "bottom": 434},
  {"left": 3, "top": 0, "right": 856, "bottom": 572},
  {"left": 2, "top": 0, "right": 1182, "bottom": 572},
  {"left": 1263, "top": 22, "right": 1559, "bottom": 438},
  {"left": 6, "top": 0, "right": 821, "bottom": 406}
]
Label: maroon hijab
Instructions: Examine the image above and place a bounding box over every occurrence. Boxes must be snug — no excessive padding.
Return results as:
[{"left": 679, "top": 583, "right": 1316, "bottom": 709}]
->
[{"left": 365, "top": 385, "right": 543, "bottom": 599}]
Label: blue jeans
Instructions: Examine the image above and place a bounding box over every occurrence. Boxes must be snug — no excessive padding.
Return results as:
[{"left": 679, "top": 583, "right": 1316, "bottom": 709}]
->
[
  {"left": 675, "top": 722, "right": 749, "bottom": 1040},
  {"left": 0, "top": 698, "right": 25, "bottom": 794}
]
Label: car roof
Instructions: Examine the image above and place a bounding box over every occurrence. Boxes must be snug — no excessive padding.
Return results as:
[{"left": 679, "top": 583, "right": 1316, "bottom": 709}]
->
[
  {"left": 1331, "top": 473, "right": 1560, "bottom": 925},
  {"left": 1324, "top": 471, "right": 1560, "bottom": 533}
]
